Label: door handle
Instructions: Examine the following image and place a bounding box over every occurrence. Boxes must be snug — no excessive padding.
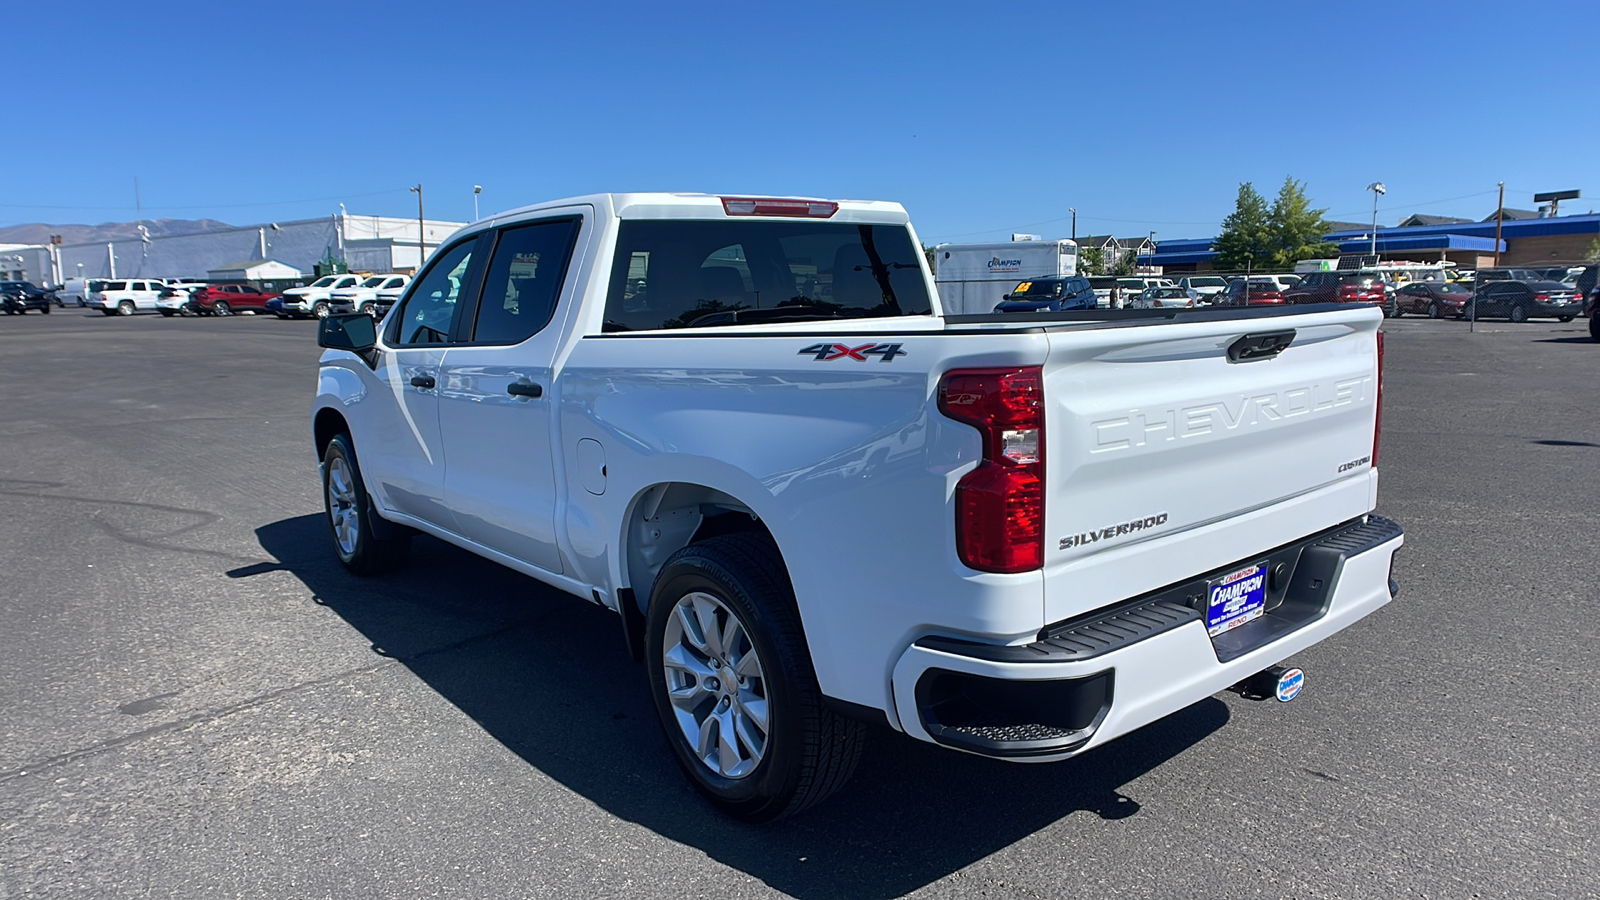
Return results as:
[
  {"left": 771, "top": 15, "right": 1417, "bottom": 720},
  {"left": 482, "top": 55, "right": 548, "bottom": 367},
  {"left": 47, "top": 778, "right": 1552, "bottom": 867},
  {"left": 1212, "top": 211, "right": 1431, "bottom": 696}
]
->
[
  {"left": 410, "top": 375, "right": 436, "bottom": 390},
  {"left": 507, "top": 382, "right": 543, "bottom": 399}
]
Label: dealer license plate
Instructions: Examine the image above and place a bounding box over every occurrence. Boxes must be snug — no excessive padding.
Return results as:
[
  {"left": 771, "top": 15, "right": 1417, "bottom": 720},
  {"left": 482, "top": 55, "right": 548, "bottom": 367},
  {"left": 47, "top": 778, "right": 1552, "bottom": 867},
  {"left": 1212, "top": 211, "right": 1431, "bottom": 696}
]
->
[{"left": 1206, "top": 563, "right": 1267, "bottom": 636}]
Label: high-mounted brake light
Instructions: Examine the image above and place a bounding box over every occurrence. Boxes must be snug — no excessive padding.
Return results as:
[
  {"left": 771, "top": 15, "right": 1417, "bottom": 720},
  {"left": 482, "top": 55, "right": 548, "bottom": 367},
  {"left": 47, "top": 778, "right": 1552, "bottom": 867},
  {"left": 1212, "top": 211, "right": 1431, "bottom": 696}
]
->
[
  {"left": 720, "top": 197, "right": 838, "bottom": 218},
  {"left": 938, "top": 367, "right": 1045, "bottom": 573}
]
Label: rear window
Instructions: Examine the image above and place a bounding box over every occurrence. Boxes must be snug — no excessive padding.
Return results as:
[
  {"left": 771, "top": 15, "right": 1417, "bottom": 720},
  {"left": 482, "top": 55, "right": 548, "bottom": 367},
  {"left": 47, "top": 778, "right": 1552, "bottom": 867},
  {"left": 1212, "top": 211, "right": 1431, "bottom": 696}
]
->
[
  {"left": 603, "top": 220, "right": 932, "bottom": 331},
  {"left": 104, "top": 281, "right": 126, "bottom": 290},
  {"left": 1087, "top": 277, "right": 1117, "bottom": 290},
  {"left": 1189, "top": 277, "right": 1227, "bottom": 287}
]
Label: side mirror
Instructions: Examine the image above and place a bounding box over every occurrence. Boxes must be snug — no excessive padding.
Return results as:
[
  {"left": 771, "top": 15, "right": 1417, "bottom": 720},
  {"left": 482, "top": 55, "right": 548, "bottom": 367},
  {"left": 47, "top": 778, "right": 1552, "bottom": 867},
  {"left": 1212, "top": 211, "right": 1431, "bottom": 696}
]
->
[{"left": 318, "top": 312, "right": 377, "bottom": 351}]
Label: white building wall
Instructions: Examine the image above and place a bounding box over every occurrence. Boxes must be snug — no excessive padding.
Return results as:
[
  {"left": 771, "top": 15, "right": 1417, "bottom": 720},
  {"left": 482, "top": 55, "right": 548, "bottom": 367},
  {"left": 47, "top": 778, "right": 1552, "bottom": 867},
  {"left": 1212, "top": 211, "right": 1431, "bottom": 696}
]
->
[{"left": 47, "top": 214, "right": 464, "bottom": 281}]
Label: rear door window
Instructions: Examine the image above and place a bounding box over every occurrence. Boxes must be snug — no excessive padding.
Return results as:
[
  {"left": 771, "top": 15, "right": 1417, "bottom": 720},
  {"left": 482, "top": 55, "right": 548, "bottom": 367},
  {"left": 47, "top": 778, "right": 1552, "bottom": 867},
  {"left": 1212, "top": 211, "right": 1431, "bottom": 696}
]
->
[
  {"left": 468, "top": 218, "right": 581, "bottom": 345},
  {"left": 603, "top": 219, "right": 932, "bottom": 331}
]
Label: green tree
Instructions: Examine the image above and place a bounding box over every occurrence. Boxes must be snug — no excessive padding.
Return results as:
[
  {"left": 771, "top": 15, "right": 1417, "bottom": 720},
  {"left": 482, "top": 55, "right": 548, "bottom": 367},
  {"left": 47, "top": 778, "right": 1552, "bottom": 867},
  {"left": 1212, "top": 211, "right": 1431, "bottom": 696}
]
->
[
  {"left": 1112, "top": 250, "right": 1138, "bottom": 276},
  {"left": 1267, "top": 177, "right": 1337, "bottom": 268},
  {"left": 1081, "top": 246, "right": 1106, "bottom": 275},
  {"left": 1584, "top": 237, "right": 1600, "bottom": 263},
  {"left": 1212, "top": 182, "right": 1273, "bottom": 273}
]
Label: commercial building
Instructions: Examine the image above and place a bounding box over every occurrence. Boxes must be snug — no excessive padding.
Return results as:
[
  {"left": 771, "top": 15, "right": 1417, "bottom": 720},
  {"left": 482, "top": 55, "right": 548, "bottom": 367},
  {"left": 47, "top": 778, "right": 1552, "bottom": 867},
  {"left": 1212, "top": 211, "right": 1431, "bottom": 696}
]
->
[
  {"left": 8, "top": 213, "right": 466, "bottom": 286},
  {"left": 1149, "top": 212, "right": 1600, "bottom": 273}
]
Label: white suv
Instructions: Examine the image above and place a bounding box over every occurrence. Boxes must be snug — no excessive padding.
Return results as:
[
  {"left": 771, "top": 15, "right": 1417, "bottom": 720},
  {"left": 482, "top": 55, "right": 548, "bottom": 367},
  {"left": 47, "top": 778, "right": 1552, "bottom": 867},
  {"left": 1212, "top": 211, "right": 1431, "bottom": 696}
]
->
[{"left": 92, "top": 279, "right": 168, "bottom": 316}]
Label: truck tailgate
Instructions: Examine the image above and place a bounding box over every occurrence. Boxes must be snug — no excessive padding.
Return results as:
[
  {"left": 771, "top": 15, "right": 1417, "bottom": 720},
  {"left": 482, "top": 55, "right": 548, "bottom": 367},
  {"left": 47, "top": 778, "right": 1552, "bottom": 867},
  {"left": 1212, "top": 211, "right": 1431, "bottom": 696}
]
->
[{"left": 1039, "top": 308, "right": 1382, "bottom": 624}]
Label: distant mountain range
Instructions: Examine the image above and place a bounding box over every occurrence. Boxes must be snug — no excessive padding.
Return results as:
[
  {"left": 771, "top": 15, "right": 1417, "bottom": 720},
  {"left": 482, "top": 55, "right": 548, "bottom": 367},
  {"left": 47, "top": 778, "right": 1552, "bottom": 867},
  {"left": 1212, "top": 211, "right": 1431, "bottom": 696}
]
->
[{"left": 0, "top": 219, "right": 232, "bottom": 246}]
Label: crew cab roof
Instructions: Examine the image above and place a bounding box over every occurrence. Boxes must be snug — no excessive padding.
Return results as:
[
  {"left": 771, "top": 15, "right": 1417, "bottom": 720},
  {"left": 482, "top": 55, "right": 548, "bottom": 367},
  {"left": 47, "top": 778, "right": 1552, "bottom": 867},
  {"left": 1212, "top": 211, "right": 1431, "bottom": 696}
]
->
[{"left": 477, "top": 193, "right": 911, "bottom": 228}]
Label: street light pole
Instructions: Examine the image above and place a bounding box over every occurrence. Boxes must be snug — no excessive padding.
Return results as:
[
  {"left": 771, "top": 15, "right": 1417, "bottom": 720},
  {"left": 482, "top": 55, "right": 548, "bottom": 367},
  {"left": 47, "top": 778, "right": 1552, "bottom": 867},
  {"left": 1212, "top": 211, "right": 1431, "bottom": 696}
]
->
[
  {"left": 1069, "top": 208, "right": 1076, "bottom": 242},
  {"left": 1366, "top": 182, "right": 1386, "bottom": 261},
  {"left": 409, "top": 184, "right": 426, "bottom": 266},
  {"left": 473, "top": 185, "right": 482, "bottom": 221}
]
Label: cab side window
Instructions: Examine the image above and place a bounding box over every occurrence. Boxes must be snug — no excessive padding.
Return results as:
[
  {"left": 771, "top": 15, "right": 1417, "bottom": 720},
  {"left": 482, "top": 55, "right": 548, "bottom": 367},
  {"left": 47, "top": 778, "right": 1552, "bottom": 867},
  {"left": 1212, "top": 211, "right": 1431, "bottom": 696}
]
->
[
  {"left": 469, "top": 218, "right": 581, "bottom": 345},
  {"left": 392, "top": 239, "right": 479, "bottom": 345}
]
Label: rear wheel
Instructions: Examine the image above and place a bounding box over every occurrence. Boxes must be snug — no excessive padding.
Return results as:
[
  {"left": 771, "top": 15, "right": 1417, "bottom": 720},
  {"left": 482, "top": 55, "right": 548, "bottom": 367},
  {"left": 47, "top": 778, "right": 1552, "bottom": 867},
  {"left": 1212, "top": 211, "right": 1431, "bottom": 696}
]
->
[
  {"left": 646, "top": 534, "right": 864, "bottom": 821},
  {"left": 1558, "top": 316, "right": 1573, "bottom": 323},
  {"left": 100, "top": 308, "right": 116, "bottom": 317},
  {"left": 41, "top": 304, "right": 50, "bottom": 315},
  {"left": 1590, "top": 316, "right": 1600, "bottom": 342},
  {"left": 322, "top": 433, "right": 410, "bottom": 575},
  {"left": 117, "top": 300, "right": 135, "bottom": 316},
  {"left": 213, "top": 300, "right": 232, "bottom": 316},
  {"left": 159, "top": 310, "right": 174, "bottom": 317},
  {"left": 1508, "top": 303, "right": 1529, "bottom": 323}
]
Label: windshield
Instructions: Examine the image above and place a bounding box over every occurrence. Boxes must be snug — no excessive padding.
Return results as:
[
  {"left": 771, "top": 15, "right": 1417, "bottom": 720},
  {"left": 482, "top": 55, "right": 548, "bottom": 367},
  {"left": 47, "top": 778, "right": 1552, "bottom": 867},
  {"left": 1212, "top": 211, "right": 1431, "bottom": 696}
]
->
[
  {"left": 1190, "top": 277, "right": 1227, "bottom": 287},
  {"left": 603, "top": 219, "right": 932, "bottom": 331},
  {"left": 310, "top": 276, "right": 339, "bottom": 287},
  {"left": 1011, "top": 280, "right": 1063, "bottom": 298},
  {"left": 1437, "top": 283, "right": 1470, "bottom": 295},
  {"left": 358, "top": 277, "right": 385, "bottom": 288}
]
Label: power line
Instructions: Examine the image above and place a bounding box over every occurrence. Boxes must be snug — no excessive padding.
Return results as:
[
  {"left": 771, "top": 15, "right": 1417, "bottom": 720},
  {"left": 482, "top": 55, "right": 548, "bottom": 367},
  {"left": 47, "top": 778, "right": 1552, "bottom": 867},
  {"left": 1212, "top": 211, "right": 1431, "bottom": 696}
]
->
[{"left": 0, "top": 188, "right": 410, "bottom": 213}]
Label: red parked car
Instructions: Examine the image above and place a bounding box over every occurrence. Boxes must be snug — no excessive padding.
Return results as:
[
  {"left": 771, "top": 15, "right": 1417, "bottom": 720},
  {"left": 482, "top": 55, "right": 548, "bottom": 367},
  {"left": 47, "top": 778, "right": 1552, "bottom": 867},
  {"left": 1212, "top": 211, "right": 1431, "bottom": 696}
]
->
[
  {"left": 1283, "top": 271, "right": 1389, "bottom": 312},
  {"left": 1394, "top": 281, "right": 1472, "bottom": 318},
  {"left": 191, "top": 283, "right": 281, "bottom": 316},
  {"left": 1215, "top": 278, "right": 1286, "bottom": 306}
]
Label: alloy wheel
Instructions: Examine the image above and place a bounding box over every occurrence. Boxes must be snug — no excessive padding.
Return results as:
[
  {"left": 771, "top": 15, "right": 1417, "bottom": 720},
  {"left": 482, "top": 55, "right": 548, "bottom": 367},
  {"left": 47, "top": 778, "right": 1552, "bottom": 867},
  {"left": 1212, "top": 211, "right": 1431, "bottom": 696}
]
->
[
  {"left": 326, "top": 454, "right": 359, "bottom": 557},
  {"left": 660, "top": 591, "right": 770, "bottom": 779}
]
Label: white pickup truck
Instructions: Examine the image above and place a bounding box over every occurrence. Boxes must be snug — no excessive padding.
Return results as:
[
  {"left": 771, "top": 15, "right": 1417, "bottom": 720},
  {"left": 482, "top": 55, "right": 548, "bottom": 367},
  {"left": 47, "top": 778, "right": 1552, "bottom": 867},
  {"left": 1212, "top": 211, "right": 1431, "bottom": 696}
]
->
[
  {"left": 280, "top": 273, "right": 365, "bottom": 319},
  {"left": 310, "top": 193, "right": 1403, "bottom": 821}
]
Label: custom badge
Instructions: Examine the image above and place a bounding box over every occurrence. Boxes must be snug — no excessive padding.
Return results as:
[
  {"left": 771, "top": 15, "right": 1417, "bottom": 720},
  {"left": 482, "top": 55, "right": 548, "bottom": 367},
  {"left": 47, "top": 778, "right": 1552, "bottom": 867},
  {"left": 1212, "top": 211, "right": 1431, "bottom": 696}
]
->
[{"left": 1275, "top": 667, "right": 1305, "bottom": 702}]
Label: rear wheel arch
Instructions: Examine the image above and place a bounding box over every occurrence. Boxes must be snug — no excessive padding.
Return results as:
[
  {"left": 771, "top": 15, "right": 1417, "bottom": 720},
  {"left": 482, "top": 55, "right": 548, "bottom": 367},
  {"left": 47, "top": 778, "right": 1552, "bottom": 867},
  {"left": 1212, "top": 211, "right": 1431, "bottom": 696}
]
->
[{"left": 620, "top": 482, "right": 777, "bottom": 614}]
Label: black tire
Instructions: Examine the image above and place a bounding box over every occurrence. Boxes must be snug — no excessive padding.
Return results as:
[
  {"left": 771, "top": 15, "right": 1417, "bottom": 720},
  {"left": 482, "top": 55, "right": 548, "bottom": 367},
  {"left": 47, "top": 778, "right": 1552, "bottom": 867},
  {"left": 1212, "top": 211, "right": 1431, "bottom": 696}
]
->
[
  {"left": 41, "top": 304, "right": 50, "bottom": 315},
  {"left": 213, "top": 300, "right": 232, "bottom": 316},
  {"left": 321, "top": 433, "right": 410, "bottom": 576},
  {"left": 1428, "top": 303, "right": 1441, "bottom": 319},
  {"left": 117, "top": 300, "right": 135, "bottom": 316},
  {"left": 1509, "top": 303, "right": 1529, "bottom": 323},
  {"left": 645, "top": 533, "right": 864, "bottom": 822},
  {"left": 100, "top": 308, "right": 116, "bottom": 316},
  {"left": 159, "top": 310, "right": 174, "bottom": 317},
  {"left": 1590, "top": 316, "right": 1600, "bottom": 342},
  {"left": 1558, "top": 316, "right": 1573, "bottom": 323},
  {"left": 313, "top": 301, "right": 330, "bottom": 319}
]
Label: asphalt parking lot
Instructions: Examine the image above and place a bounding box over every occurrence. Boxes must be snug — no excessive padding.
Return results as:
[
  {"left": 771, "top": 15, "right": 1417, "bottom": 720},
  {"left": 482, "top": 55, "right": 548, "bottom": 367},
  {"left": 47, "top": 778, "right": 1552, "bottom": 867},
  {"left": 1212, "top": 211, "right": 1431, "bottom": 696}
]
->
[{"left": 2, "top": 310, "right": 1597, "bottom": 899}]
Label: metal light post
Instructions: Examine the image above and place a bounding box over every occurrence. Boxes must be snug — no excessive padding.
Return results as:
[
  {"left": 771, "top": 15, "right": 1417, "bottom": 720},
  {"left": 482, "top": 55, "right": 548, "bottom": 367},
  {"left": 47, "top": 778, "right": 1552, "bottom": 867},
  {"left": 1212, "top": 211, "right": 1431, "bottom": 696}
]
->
[
  {"left": 473, "top": 185, "right": 482, "bottom": 221},
  {"left": 409, "top": 184, "right": 426, "bottom": 266},
  {"left": 1366, "top": 182, "right": 1386, "bottom": 261},
  {"left": 1146, "top": 231, "right": 1156, "bottom": 272},
  {"left": 1069, "top": 207, "right": 1076, "bottom": 242}
]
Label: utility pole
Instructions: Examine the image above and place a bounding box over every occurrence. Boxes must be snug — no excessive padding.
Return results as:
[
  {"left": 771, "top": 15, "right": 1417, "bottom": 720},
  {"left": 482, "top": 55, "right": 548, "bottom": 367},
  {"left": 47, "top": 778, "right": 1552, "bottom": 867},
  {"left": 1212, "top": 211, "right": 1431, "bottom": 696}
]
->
[
  {"left": 409, "top": 184, "right": 426, "bottom": 266},
  {"left": 1069, "top": 208, "right": 1076, "bottom": 242},
  {"left": 1492, "top": 181, "right": 1505, "bottom": 267},
  {"left": 473, "top": 185, "right": 482, "bottom": 221}
]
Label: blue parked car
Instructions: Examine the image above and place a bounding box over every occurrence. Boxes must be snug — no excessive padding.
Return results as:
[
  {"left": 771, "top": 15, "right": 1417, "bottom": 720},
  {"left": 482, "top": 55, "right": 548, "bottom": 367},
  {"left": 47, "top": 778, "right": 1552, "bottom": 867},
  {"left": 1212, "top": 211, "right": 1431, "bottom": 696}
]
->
[{"left": 992, "top": 275, "right": 1098, "bottom": 313}]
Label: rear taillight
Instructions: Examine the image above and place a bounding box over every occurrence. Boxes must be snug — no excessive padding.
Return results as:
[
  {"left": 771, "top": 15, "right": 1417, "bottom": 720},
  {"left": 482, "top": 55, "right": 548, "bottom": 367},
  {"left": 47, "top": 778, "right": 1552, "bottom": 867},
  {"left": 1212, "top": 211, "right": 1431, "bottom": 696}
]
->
[
  {"left": 1373, "top": 331, "right": 1385, "bottom": 467},
  {"left": 938, "top": 367, "right": 1044, "bottom": 573},
  {"left": 1534, "top": 293, "right": 1549, "bottom": 302}
]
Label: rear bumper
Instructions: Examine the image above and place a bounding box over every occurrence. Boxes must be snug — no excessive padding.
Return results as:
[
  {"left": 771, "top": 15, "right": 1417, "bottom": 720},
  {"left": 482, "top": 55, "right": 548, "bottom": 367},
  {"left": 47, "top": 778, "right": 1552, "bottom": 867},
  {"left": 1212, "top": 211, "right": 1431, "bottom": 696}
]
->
[{"left": 890, "top": 515, "right": 1403, "bottom": 760}]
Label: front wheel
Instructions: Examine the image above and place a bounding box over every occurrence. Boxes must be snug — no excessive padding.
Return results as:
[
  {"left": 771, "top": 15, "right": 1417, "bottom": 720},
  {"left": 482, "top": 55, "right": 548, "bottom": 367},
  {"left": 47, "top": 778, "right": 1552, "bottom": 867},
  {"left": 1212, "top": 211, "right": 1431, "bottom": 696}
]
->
[
  {"left": 312, "top": 301, "right": 330, "bottom": 319},
  {"left": 322, "top": 434, "right": 410, "bottom": 575},
  {"left": 1558, "top": 316, "right": 1574, "bottom": 323},
  {"left": 1428, "top": 303, "right": 1441, "bottom": 319},
  {"left": 1590, "top": 316, "right": 1600, "bottom": 342},
  {"left": 646, "top": 533, "right": 863, "bottom": 822}
]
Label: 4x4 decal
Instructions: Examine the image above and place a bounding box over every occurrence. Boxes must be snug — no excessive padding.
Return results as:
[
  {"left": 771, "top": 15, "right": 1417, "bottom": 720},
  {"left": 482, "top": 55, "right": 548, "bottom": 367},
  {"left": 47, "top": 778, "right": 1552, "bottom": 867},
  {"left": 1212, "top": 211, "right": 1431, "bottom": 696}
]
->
[{"left": 798, "top": 342, "right": 907, "bottom": 362}]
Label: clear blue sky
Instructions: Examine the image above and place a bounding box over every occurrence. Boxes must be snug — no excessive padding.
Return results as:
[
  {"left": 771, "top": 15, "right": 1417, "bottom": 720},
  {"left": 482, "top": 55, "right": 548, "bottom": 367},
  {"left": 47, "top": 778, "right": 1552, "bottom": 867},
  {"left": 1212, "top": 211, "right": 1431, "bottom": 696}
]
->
[{"left": 4, "top": 0, "right": 1595, "bottom": 242}]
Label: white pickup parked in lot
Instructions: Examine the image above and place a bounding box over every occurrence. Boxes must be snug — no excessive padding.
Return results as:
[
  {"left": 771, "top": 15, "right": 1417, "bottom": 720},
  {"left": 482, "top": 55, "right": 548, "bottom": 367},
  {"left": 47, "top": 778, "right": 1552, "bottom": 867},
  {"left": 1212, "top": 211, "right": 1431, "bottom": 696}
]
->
[
  {"left": 310, "top": 193, "right": 1403, "bottom": 821},
  {"left": 280, "top": 273, "right": 364, "bottom": 319}
]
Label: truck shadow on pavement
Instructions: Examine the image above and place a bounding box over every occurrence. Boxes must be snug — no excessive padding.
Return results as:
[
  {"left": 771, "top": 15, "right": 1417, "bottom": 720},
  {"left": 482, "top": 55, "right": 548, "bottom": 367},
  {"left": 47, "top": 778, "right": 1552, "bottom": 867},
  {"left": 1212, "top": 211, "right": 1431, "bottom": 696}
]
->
[{"left": 241, "top": 514, "right": 1230, "bottom": 899}]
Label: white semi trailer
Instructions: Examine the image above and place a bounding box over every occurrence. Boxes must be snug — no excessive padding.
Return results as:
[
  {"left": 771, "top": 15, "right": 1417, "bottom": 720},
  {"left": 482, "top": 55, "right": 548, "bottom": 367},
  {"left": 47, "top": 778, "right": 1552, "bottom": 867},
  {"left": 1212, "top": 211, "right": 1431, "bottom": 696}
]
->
[{"left": 933, "top": 239, "right": 1078, "bottom": 315}]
